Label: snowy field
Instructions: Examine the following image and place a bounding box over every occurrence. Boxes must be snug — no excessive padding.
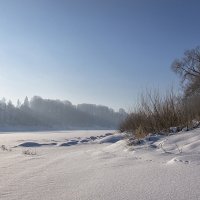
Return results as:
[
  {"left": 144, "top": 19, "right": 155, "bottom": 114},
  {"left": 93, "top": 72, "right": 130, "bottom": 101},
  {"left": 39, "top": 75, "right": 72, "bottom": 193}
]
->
[{"left": 0, "top": 129, "right": 200, "bottom": 200}]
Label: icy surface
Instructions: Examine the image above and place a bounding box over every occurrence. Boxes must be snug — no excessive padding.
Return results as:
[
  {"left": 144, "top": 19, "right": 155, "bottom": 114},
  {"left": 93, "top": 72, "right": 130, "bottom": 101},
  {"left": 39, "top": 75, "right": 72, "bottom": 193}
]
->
[{"left": 0, "top": 129, "right": 200, "bottom": 200}]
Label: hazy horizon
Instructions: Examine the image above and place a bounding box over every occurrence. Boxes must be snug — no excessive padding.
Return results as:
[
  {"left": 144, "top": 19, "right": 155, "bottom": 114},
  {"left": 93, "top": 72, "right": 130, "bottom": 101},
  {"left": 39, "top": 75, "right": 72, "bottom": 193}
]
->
[
  {"left": 0, "top": 95, "right": 127, "bottom": 131},
  {"left": 0, "top": 95, "right": 126, "bottom": 112}
]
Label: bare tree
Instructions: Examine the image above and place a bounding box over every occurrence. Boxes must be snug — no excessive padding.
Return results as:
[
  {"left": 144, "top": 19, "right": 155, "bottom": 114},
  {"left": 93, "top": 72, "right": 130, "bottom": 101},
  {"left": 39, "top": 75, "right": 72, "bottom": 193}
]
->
[{"left": 171, "top": 46, "right": 200, "bottom": 96}]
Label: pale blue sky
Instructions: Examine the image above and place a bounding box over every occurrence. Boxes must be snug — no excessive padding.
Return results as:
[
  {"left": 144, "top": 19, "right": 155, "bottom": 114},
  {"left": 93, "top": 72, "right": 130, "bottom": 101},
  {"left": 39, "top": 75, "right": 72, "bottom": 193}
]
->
[{"left": 0, "top": 0, "right": 200, "bottom": 110}]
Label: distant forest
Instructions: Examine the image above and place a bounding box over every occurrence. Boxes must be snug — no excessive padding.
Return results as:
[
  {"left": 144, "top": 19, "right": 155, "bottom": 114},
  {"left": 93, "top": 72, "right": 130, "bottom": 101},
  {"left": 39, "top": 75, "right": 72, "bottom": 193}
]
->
[{"left": 0, "top": 96, "right": 127, "bottom": 131}]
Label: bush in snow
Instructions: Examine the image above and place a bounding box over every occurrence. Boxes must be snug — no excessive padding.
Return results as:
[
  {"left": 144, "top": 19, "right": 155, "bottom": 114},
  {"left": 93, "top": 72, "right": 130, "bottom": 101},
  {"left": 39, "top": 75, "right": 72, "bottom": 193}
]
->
[{"left": 120, "top": 88, "right": 200, "bottom": 138}]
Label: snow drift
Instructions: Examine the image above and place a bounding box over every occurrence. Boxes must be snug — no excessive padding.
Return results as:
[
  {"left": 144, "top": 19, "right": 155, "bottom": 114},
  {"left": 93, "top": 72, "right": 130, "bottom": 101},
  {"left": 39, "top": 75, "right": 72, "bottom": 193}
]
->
[{"left": 0, "top": 129, "right": 200, "bottom": 200}]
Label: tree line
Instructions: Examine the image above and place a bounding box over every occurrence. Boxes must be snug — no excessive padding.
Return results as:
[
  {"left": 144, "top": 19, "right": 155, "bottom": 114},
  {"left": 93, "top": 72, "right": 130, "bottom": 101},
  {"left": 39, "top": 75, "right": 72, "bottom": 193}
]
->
[{"left": 0, "top": 96, "right": 127, "bottom": 131}]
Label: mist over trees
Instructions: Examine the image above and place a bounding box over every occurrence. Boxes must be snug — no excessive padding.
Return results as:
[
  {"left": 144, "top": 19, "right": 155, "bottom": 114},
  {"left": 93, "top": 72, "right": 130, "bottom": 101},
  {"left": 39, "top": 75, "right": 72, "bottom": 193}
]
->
[{"left": 0, "top": 96, "right": 127, "bottom": 131}]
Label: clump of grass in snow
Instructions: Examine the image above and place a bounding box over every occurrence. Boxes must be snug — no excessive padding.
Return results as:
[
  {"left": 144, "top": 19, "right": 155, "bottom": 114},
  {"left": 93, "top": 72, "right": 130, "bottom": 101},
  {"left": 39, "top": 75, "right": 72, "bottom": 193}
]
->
[
  {"left": 1, "top": 145, "right": 12, "bottom": 151},
  {"left": 22, "top": 149, "right": 36, "bottom": 155}
]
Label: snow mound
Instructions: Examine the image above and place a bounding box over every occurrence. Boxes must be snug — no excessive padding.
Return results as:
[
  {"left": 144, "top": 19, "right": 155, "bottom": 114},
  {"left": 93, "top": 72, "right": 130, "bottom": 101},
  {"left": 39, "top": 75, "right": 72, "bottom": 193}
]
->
[
  {"left": 104, "top": 140, "right": 130, "bottom": 152},
  {"left": 154, "top": 128, "right": 200, "bottom": 154},
  {"left": 58, "top": 140, "right": 78, "bottom": 147},
  {"left": 17, "top": 142, "right": 57, "bottom": 147},
  {"left": 58, "top": 133, "right": 124, "bottom": 146},
  {"left": 18, "top": 142, "right": 42, "bottom": 147},
  {"left": 97, "top": 134, "right": 124, "bottom": 144},
  {"left": 10, "top": 132, "right": 118, "bottom": 148}
]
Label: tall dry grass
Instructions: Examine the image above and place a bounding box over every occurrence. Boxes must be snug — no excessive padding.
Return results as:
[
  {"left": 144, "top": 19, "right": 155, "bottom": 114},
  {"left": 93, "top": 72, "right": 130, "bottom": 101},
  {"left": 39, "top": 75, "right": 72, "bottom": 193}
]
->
[{"left": 120, "top": 89, "right": 200, "bottom": 137}]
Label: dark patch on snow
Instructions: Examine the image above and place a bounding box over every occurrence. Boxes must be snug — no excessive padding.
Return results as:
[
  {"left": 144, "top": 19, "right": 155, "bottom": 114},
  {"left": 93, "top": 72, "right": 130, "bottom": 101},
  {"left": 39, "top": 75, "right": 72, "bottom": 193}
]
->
[
  {"left": 59, "top": 141, "right": 78, "bottom": 146},
  {"left": 105, "top": 133, "right": 113, "bottom": 136},
  {"left": 18, "top": 142, "right": 57, "bottom": 147}
]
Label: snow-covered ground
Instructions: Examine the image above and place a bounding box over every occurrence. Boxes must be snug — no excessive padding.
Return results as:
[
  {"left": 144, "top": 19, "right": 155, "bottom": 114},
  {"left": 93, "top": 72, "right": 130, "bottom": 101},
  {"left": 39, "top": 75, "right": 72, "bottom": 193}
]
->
[{"left": 0, "top": 129, "right": 200, "bottom": 200}]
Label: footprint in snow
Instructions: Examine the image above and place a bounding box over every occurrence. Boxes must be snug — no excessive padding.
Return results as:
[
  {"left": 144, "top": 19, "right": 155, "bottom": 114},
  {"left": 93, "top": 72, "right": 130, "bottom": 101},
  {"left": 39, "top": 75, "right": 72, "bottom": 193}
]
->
[{"left": 167, "top": 154, "right": 200, "bottom": 165}]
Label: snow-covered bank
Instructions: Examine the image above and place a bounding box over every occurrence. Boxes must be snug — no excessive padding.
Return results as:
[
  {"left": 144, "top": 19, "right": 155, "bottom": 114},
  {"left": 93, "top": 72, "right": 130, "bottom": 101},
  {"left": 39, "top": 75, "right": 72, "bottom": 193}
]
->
[{"left": 0, "top": 130, "right": 200, "bottom": 200}]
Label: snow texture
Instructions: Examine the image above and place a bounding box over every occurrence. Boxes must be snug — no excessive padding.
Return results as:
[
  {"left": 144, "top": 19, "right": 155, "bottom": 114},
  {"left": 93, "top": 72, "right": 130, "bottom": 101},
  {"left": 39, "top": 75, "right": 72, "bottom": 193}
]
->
[{"left": 0, "top": 129, "right": 200, "bottom": 200}]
